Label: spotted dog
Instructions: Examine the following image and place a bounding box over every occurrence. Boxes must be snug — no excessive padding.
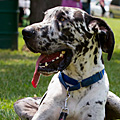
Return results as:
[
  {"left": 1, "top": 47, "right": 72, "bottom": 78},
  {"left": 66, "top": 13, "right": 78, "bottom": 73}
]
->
[{"left": 14, "top": 7, "right": 115, "bottom": 120}]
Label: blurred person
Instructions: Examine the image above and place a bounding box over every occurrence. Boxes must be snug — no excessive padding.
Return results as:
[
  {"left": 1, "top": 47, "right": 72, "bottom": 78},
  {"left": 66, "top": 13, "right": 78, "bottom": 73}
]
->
[
  {"left": 24, "top": 8, "right": 30, "bottom": 17},
  {"left": 19, "top": 7, "right": 24, "bottom": 26},
  {"left": 61, "top": 0, "right": 82, "bottom": 9},
  {"left": 100, "top": 0, "right": 106, "bottom": 16},
  {"left": 81, "top": 0, "right": 91, "bottom": 14}
]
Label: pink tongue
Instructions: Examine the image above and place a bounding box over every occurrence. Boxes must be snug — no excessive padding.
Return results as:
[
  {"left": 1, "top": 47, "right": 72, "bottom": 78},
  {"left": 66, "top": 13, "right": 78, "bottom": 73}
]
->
[
  {"left": 32, "top": 54, "right": 46, "bottom": 88},
  {"left": 32, "top": 52, "right": 60, "bottom": 88}
]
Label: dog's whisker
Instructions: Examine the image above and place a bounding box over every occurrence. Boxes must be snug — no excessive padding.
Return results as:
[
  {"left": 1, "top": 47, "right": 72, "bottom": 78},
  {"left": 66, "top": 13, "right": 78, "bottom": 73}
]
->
[{"left": 66, "top": 43, "right": 76, "bottom": 50}]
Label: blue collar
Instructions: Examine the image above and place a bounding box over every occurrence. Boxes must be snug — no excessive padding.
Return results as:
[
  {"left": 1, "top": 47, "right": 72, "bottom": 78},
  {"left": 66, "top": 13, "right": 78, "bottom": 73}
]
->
[{"left": 59, "top": 69, "right": 104, "bottom": 91}]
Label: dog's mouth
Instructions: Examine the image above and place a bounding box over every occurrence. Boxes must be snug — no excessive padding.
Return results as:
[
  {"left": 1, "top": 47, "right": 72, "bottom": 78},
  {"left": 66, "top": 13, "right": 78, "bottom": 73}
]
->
[{"left": 32, "top": 49, "right": 73, "bottom": 88}]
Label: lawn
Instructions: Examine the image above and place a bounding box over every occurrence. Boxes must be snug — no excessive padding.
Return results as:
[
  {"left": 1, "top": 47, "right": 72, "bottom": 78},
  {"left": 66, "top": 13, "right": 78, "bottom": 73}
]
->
[{"left": 0, "top": 18, "right": 120, "bottom": 119}]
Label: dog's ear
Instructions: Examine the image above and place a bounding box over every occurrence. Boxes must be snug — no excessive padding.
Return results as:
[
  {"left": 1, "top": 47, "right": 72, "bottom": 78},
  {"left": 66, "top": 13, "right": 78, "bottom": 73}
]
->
[{"left": 85, "top": 14, "right": 115, "bottom": 61}]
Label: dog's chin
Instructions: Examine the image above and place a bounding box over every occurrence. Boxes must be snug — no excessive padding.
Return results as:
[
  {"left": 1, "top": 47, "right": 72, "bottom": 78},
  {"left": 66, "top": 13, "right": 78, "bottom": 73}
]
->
[{"left": 37, "top": 49, "right": 73, "bottom": 76}]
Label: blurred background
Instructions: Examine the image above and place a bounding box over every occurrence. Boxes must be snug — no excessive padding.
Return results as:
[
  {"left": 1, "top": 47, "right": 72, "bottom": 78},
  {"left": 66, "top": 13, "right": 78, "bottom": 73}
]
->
[
  {"left": 0, "top": 0, "right": 120, "bottom": 50},
  {"left": 19, "top": 0, "right": 120, "bottom": 25}
]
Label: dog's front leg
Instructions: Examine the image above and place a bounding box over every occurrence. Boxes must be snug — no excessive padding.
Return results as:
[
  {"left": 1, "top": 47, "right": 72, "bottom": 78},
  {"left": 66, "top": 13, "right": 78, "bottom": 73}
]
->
[
  {"left": 32, "top": 102, "right": 61, "bottom": 120},
  {"left": 32, "top": 74, "right": 67, "bottom": 120}
]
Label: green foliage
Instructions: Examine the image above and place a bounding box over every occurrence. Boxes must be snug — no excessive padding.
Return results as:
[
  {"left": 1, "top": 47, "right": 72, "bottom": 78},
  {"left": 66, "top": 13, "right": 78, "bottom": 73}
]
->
[
  {"left": 0, "top": 18, "right": 120, "bottom": 119},
  {"left": 18, "top": 27, "right": 25, "bottom": 51}
]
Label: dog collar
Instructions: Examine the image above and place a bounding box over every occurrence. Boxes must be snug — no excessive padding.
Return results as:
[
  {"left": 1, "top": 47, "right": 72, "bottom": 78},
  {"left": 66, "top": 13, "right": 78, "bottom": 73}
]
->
[{"left": 59, "top": 69, "right": 104, "bottom": 91}]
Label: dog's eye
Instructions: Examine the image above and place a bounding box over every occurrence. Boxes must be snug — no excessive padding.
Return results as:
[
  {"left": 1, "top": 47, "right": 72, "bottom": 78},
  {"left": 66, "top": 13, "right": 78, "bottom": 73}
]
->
[
  {"left": 60, "top": 17, "right": 65, "bottom": 22},
  {"left": 59, "top": 17, "right": 67, "bottom": 22}
]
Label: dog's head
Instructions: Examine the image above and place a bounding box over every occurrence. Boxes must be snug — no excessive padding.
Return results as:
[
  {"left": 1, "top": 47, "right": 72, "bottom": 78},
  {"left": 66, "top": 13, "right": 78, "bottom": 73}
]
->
[{"left": 22, "top": 7, "right": 115, "bottom": 87}]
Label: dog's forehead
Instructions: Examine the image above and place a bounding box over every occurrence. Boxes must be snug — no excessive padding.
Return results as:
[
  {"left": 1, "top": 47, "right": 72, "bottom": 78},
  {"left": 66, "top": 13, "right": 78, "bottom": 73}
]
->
[{"left": 44, "top": 6, "right": 84, "bottom": 20}]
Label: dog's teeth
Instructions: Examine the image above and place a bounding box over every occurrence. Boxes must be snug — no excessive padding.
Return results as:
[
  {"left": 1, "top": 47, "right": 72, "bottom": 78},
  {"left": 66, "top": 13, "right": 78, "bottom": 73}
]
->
[
  {"left": 45, "top": 62, "right": 48, "bottom": 66},
  {"left": 56, "top": 57, "right": 59, "bottom": 60},
  {"left": 52, "top": 59, "right": 55, "bottom": 62},
  {"left": 60, "top": 53, "right": 63, "bottom": 57},
  {"left": 41, "top": 66, "right": 45, "bottom": 68},
  {"left": 61, "top": 51, "right": 65, "bottom": 54}
]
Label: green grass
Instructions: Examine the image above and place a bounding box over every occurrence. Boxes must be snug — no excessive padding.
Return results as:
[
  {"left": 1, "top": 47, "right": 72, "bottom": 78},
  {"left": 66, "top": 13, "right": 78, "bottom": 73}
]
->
[{"left": 0, "top": 18, "right": 120, "bottom": 119}]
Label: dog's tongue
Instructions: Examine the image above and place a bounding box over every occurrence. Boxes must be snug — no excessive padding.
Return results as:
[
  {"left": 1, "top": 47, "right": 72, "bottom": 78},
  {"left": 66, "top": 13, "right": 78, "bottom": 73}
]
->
[
  {"left": 32, "top": 54, "right": 46, "bottom": 88},
  {"left": 32, "top": 52, "right": 60, "bottom": 88}
]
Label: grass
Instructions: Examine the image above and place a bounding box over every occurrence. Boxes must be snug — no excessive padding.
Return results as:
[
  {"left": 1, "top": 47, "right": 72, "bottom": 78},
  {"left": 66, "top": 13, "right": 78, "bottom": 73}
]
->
[{"left": 0, "top": 18, "right": 120, "bottom": 119}]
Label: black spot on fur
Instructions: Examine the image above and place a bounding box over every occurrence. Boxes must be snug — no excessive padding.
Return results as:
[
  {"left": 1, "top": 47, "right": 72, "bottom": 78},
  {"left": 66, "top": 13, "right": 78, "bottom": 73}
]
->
[
  {"left": 89, "top": 86, "right": 92, "bottom": 89},
  {"left": 95, "top": 101, "right": 103, "bottom": 105},
  {"left": 85, "top": 61, "right": 87, "bottom": 64},
  {"left": 45, "top": 43, "right": 51, "bottom": 48},
  {"left": 92, "top": 38, "right": 94, "bottom": 44},
  {"left": 67, "top": 23, "right": 69, "bottom": 26},
  {"left": 88, "top": 114, "right": 92, "bottom": 117},
  {"left": 80, "top": 64, "right": 82, "bottom": 67},
  {"left": 41, "top": 26, "right": 48, "bottom": 38},
  {"left": 93, "top": 47, "right": 98, "bottom": 54},
  {"left": 90, "top": 46, "right": 93, "bottom": 50},
  {"left": 51, "top": 80, "right": 54, "bottom": 83},
  {"left": 84, "top": 40, "right": 89, "bottom": 46},
  {"left": 86, "top": 102, "right": 90, "bottom": 105},
  {"left": 51, "top": 32, "right": 54, "bottom": 36},
  {"left": 101, "top": 55, "right": 104, "bottom": 64},
  {"left": 54, "top": 20, "right": 60, "bottom": 31},
  {"left": 59, "top": 34, "right": 67, "bottom": 41},
  {"left": 76, "top": 45, "right": 83, "bottom": 53},
  {"left": 94, "top": 55, "right": 97, "bottom": 64},
  {"left": 83, "top": 47, "right": 89, "bottom": 55},
  {"left": 51, "top": 39, "right": 57, "bottom": 43},
  {"left": 46, "top": 36, "right": 52, "bottom": 42},
  {"left": 41, "top": 47, "right": 47, "bottom": 51},
  {"left": 81, "top": 25, "right": 92, "bottom": 39},
  {"left": 65, "top": 10, "right": 69, "bottom": 14},
  {"left": 81, "top": 66, "right": 84, "bottom": 71},
  {"left": 74, "top": 57, "right": 77, "bottom": 63},
  {"left": 62, "top": 28, "right": 75, "bottom": 41},
  {"left": 39, "top": 41, "right": 42, "bottom": 45},
  {"left": 75, "top": 27, "right": 81, "bottom": 33},
  {"left": 80, "top": 64, "right": 84, "bottom": 71}
]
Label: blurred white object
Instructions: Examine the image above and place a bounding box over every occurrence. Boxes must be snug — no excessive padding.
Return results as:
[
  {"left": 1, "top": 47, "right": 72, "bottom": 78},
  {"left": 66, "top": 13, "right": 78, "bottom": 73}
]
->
[
  {"left": 91, "top": 0, "right": 112, "bottom": 17},
  {"left": 19, "top": 0, "right": 30, "bottom": 8},
  {"left": 109, "top": 0, "right": 120, "bottom": 18}
]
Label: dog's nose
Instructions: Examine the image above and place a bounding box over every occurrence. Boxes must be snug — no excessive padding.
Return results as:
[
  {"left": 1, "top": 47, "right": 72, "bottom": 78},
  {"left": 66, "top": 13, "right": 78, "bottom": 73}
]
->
[{"left": 22, "top": 28, "right": 36, "bottom": 39}]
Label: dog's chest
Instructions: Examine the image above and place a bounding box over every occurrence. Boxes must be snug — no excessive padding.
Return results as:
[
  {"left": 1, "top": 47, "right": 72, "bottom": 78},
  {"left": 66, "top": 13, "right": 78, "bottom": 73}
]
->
[
  {"left": 66, "top": 79, "right": 107, "bottom": 119},
  {"left": 67, "top": 86, "right": 91, "bottom": 110}
]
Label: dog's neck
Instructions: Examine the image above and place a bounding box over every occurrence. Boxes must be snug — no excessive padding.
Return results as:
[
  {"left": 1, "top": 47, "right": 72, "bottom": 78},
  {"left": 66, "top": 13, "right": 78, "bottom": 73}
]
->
[{"left": 63, "top": 38, "right": 104, "bottom": 81}]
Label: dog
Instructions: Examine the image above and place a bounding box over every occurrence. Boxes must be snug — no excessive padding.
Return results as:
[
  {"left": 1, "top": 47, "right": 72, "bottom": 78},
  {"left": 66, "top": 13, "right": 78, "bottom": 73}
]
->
[{"left": 14, "top": 6, "right": 115, "bottom": 120}]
